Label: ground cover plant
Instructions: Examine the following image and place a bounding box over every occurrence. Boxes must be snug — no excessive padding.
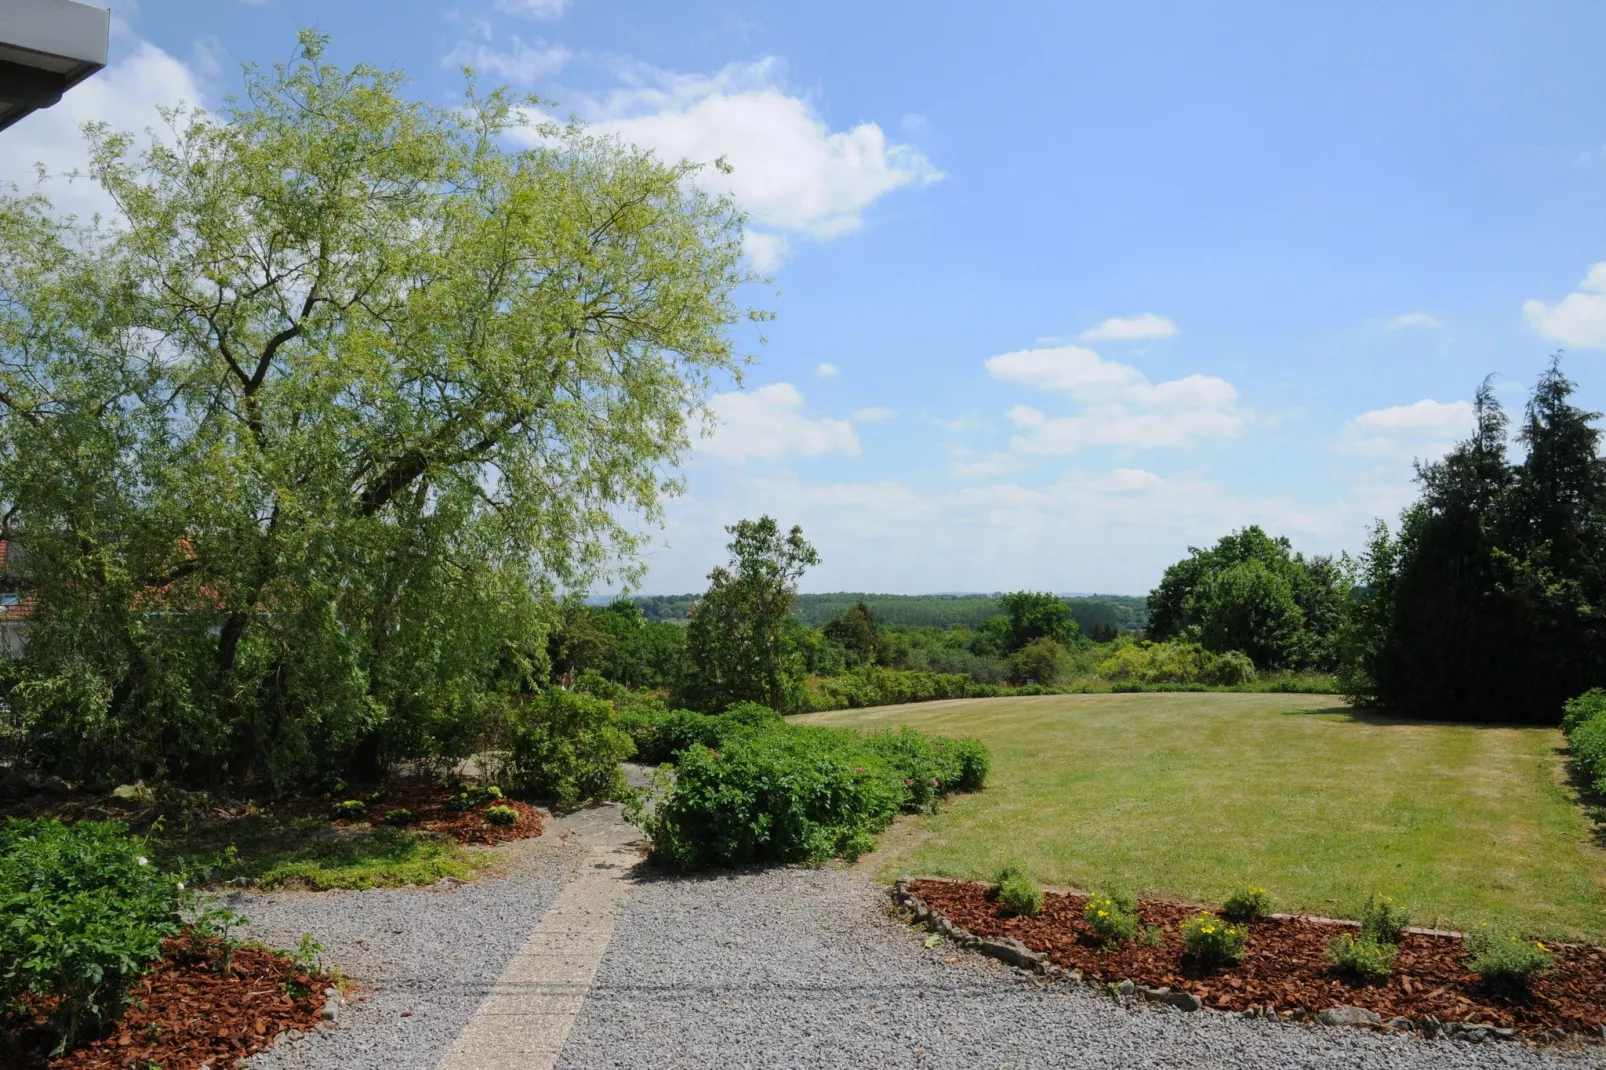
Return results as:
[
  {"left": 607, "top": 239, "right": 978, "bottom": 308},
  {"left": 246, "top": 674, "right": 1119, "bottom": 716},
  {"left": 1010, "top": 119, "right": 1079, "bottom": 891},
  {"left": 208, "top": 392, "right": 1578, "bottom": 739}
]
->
[
  {"left": 640, "top": 710, "right": 990, "bottom": 871},
  {"left": 906, "top": 879, "right": 1606, "bottom": 1037},
  {"left": 802, "top": 692, "right": 1606, "bottom": 942}
]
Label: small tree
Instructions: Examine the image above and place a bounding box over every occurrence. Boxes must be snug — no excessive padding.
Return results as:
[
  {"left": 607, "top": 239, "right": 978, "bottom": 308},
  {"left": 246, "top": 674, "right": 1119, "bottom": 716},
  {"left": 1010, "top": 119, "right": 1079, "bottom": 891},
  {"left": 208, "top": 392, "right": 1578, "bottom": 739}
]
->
[
  {"left": 681, "top": 517, "right": 819, "bottom": 712},
  {"left": 1011, "top": 638, "right": 1064, "bottom": 686},
  {"left": 997, "top": 591, "right": 1078, "bottom": 653},
  {"left": 823, "top": 601, "right": 878, "bottom": 666}
]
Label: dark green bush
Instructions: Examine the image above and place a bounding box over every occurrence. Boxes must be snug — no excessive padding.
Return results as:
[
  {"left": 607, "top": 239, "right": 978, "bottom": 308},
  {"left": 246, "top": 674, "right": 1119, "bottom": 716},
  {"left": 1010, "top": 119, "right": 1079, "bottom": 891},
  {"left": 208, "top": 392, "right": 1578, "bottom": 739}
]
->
[
  {"left": 0, "top": 819, "right": 195, "bottom": 1050},
  {"left": 996, "top": 865, "right": 1043, "bottom": 917},
  {"left": 382, "top": 808, "right": 414, "bottom": 826},
  {"left": 1563, "top": 688, "right": 1606, "bottom": 793},
  {"left": 330, "top": 799, "right": 366, "bottom": 819},
  {"left": 815, "top": 667, "right": 974, "bottom": 709},
  {"left": 643, "top": 724, "right": 990, "bottom": 871},
  {"left": 616, "top": 702, "right": 782, "bottom": 765},
  {"left": 509, "top": 688, "right": 635, "bottom": 808}
]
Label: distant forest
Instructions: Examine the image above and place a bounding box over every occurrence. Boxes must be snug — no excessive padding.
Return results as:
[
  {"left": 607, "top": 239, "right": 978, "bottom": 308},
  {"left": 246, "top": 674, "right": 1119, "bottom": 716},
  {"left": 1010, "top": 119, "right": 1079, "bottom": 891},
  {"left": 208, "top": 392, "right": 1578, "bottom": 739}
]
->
[{"left": 621, "top": 592, "right": 1150, "bottom": 634}]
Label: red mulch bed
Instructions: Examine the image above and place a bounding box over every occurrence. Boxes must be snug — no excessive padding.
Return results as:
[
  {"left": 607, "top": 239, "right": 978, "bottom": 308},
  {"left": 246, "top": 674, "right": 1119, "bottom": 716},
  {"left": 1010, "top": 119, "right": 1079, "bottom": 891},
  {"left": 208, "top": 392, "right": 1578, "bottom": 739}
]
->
[
  {"left": 4, "top": 935, "right": 331, "bottom": 1070},
  {"left": 910, "top": 879, "right": 1606, "bottom": 1036},
  {"left": 326, "top": 780, "right": 544, "bottom": 846}
]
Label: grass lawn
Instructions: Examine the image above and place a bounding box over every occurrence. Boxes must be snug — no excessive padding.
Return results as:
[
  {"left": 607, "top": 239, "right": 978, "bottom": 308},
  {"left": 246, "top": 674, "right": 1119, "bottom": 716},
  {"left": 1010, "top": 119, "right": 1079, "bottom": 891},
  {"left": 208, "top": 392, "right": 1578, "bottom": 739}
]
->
[{"left": 799, "top": 692, "right": 1606, "bottom": 943}]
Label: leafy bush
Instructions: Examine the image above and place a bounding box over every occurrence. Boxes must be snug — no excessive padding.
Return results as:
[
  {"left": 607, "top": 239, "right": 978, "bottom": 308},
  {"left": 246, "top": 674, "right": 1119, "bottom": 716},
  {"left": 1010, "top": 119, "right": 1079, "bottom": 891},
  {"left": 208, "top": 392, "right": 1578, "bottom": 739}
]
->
[
  {"left": 1222, "top": 885, "right": 1273, "bottom": 922},
  {"left": 617, "top": 703, "right": 780, "bottom": 765},
  {"left": 1325, "top": 932, "right": 1397, "bottom": 981},
  {"left": 996, "top": 865, "right": 1044, "bottom": 917},
  {"left": 330, "top": 799, "right": 366, "bottom": 819},
  {"left": 814, "top": 666, "right": 975, "bottom": 710},
  {"left": 508, "top": 688, "right": 635, "bottom": 808},
  {"left": 0, "top": 819, "right": 195, "bottom": 1050},
  {"left": 1465, "top": 927, "right": 1553, "bottom": 989},
  {"left": 1179, "top": 911, "right": 1248, "bottom": 966},
  {"left": 1563, "top": 688, "right": 1606, "bottom": 793},
  {"left": 483, "top": 805, "right": 519, "bottom": 826},
  {"left": 1083, "top": 891, "right": 1139, "bottom": 944},
  {"left": 1359, "top": 892, "right": 1409, "bottom": 943},
  {"left": 643, "top": 724, "right": 990, "bottom": 871},
  {"left": 1096, "top": 639, "right": 1256, "bottom": 687},
  {"left": 382, "top": 808, "right": 414, "bottom": 826}
]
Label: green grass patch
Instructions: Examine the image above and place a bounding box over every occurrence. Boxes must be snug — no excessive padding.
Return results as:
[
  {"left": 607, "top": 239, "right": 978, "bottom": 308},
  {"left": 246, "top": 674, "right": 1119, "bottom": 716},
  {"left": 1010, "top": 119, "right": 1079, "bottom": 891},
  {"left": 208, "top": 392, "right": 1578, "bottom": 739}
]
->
[
  {"left": 799, "top": 692, "right": 1606, "bottom": 943},
  {"left": 162, "top": 817, "right": 483, "bottom": 891}
]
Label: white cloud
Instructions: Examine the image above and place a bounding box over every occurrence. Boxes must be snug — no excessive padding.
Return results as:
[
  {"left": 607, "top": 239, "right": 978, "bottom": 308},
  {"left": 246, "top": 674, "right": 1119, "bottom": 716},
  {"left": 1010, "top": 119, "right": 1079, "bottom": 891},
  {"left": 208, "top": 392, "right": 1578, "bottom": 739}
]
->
[
  {"left": 560, "top": 58, "right": 940, "bottom": 241},
  {"left": 1523, "top": 263, "right": 1606, "bottom": 349},
  {"left": 0, "top": 40, "right": 205, "bottom": 222},
  {"left": 743, "top": 231, "right": 789, "bottom": 273},
  {"left": 1386, "top": 312, "right": 1439, "bottom": 329},
  {"left": 815, "top": 362, "right": 838, "bottom": 379},
  {"left": 1079, "top": 313, "right": 1178, "bottom": 342},
  {"left": 698, "top": 383, "right": 859, "bottom": 460},
  {"left": 442, "top": 36, "right": 570, "bottom": 83},
  {"left": 852, "top": 407, "right": 896, "bottom": 423},
  {"left": 1354, "top": 398, "right": 1473, "bottom": 435},
  {"left": 985, "top": 344, "right": 1244, "bottom": 453},
  {"left": 496, "top": 0, "right": 569, "bottom": 16}
]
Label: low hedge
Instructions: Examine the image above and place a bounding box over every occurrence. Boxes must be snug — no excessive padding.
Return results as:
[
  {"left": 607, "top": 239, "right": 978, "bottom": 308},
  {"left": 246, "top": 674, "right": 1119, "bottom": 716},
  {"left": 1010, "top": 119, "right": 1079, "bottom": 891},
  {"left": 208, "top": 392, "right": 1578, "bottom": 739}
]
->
[
  {"left": 1563, "top": 688, "right": 1606, "bottom": 794},
  {"left": 813, "top": 667, "right": 975, "bottom": 709},
  {"left": 643, "top": 719, "right": 990, "bottom": 871},
  {"left": 617, "top": 700, "right": 784, "bottom": 764},
  {"left": 1, "top": 819, "right": 196, "bottom": 1051}
]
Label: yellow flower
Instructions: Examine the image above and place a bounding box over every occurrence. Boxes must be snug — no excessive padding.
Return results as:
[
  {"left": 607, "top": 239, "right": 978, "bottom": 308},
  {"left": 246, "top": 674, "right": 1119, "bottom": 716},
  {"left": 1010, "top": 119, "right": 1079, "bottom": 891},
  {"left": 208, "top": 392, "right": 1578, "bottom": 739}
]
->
[
  {"left": 1097, "top": 910, "right": 1108, "bottom": 917},
  {"left": 1202, "top": 926, "right": 1215, "bottom": 934}
]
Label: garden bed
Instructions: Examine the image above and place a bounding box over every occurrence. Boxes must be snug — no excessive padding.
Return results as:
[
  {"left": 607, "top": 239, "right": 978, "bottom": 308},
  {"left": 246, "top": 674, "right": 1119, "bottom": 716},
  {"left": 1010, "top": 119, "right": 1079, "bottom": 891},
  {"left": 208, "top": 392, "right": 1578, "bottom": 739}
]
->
[
  {"left": 323, "top": 780, "right": 545, "bottom": 846},
  {"left": 4, "top": 934, "right": 332, "bottom": 1070},
  {"left": 907, "top": 879, "right": 1606, "bottom": 1038}
]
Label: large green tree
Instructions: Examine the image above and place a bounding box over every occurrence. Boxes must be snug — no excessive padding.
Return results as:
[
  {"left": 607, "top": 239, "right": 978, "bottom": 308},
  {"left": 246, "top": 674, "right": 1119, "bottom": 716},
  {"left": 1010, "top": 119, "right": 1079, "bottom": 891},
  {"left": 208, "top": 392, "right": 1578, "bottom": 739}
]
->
[
  {"left": 680, "top": 516, "right": 819, "bottom": 712},
  {"left": 0, "top": 34, "right": 751, "bottom": 788}
]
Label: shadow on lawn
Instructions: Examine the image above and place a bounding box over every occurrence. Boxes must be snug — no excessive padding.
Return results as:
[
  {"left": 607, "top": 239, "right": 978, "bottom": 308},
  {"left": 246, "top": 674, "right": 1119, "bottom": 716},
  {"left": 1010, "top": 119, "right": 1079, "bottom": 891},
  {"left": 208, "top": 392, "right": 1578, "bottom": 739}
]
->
[{"left": 1278, "top": 705, "right": 1561, "bottom": 731}]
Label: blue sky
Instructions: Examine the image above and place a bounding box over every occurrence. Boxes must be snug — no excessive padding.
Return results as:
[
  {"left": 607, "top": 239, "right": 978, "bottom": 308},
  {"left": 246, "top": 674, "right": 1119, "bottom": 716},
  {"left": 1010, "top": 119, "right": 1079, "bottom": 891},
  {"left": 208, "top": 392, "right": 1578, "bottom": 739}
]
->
[{"left": 9, "top": 1, "right": 1606, "bottom": 595}]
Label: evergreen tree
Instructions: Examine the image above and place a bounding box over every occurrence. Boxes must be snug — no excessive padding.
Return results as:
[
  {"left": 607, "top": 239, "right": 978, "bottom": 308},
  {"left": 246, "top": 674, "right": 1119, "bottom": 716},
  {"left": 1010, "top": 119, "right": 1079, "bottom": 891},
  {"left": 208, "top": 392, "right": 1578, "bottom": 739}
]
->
[{"left": 822, "top": 601, "right": 878, "bottom": 666}]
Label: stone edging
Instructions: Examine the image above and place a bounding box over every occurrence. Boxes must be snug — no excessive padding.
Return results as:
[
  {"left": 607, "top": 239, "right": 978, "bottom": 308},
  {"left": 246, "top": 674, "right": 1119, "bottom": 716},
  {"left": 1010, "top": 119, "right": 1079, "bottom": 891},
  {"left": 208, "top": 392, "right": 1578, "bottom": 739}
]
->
[{"left": 890, "top": 876, "right": 1589, "bottom": 1048}]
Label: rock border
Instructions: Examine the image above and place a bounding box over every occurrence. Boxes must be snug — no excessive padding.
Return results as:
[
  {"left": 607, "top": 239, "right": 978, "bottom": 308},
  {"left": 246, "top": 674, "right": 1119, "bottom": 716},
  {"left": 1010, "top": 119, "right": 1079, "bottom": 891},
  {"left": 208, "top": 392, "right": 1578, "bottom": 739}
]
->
[{"left": 890, "top": 876, "right": 1591, "bottom": 1049}]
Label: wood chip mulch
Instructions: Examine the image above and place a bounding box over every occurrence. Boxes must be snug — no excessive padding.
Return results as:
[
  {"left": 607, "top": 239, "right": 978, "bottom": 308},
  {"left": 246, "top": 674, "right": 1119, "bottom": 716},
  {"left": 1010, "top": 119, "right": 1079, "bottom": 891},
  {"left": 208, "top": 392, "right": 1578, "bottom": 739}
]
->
[
  {"left": 3, "top": 934, "right": 332, "bottom": 1070},
  {"left": 327, "top": 780, "right": 545, "bottom": 846},
  {"left": 910, "top": 879, "right": 1606, "bottom": 1036}
]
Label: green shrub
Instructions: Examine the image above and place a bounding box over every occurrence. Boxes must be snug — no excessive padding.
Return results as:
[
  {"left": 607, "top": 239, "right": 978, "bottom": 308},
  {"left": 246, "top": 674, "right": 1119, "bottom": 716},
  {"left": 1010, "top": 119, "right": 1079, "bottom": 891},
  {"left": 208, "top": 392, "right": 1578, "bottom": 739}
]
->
[
  {"left": 1465, "top": 927, "right": 1553, "bottom": 990},
  {"left": 509, "top": 688, "right": 635, "bottom": 808},
  {"left": 1563, "top": 688, "right": 1606, "bottom": 793},
  {"left": 1222, "top": 885, "right": 1273, "bottom": 922},
  {"left": 1097, "top": 639, "right": 1256, "bottom": 686},
  {"left": 1179, "top": 911, "right": 1248, "bottom": 966},
  {"left": 996, "top": 865, "right": 1044, "bottom": 917},
  {"left": 1359, "top": 892, "right": 1409, "bottom": 943},
  {"left": 483, "top": 804, "right": 519, "bottom": 827},
  {"left": 643, "top": 724, "right": 991, "bottom": 871},
  {"left": 1083, "top": 891, "right": 1139, "bottom": 944},
  {"left": 0, "top": 819, "right": 196, "bottom": 1050},
  {"left": 330, "top": 799, "right": 366, "bottom": 819},
  {"left": 1324, "top": 932, "right": 1397, "bottom": 981},
  {"left": 815, "top": 666, "right": 975, "bottom": 710},
  {"left": 382, "top": 808, "right": 414, "bottom": 826},
  {"left": 616, "top": 702, "right": 783, "bottom": 765}
]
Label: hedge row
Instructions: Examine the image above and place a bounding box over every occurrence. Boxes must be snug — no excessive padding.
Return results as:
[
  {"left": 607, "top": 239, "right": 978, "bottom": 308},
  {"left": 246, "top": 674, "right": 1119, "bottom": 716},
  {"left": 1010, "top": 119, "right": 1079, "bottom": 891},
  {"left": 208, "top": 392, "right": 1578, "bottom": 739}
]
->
[
  {"left": 1564, "top": 688, "right": 1606, "bottom": 794},
  {"left": 622, "top": 701, "right": 990, "bottom": 871}
]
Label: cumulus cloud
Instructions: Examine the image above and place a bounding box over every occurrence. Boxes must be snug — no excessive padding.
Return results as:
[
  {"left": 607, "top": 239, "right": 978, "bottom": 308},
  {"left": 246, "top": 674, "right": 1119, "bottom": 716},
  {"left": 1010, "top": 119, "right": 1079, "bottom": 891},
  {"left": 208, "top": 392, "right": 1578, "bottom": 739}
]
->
[
  {"left": 1386, "top": 312, "right": 1439, "bottom": 329},
  {"left": 551, "top": 58, "right": 940, "bottom": 248},
  {"left": 495, "top": 0, "right": 569, "bottom": 17},
  {"left": 815, "top": 362, "right": 838, "bottom": 379},
  {"left": 698, "top": 383, "right": 859, "bottom": 460},
  {"left": 1079, "top": 313, "right": 1178, "bottom": 342},
  {"left": 442, "top": 36, "right": 570, "bottom": 83},
  {"left": 985, "top": 344, "right": 1244, "bottom": 453},
  {"left": 852, "top": 407, "right": 896, "bottom": 423},
  {"left": 1523, "top": 263, "right": 1606, "bottom": 349},
  {"left": 0, "top": 40, "right": 205, "bottom": 221},
  {"left": 1343, "top": 398, "right": 1473, "bottom": 458}
]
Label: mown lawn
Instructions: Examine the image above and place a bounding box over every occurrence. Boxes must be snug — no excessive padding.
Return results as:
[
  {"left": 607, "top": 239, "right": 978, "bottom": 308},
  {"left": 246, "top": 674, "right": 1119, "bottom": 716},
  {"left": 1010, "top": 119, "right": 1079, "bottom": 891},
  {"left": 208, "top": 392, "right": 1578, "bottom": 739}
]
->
[{"left": 799, "top": 693, "right": 1606, "bottom": 943}]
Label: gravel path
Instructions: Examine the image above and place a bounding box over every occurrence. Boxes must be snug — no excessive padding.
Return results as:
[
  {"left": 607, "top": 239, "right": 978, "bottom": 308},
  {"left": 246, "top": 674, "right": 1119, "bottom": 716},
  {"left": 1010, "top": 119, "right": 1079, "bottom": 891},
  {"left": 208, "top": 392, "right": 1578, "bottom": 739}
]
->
[{"left": 235, "top": 807, "right": 1605, "bottom": 1070}]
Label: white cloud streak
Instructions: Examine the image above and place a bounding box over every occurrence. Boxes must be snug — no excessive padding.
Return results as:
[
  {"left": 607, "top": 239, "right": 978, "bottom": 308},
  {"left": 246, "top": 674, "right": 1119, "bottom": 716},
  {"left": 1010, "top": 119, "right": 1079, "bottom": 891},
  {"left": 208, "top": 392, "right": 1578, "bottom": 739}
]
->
[
  {"left": 698, "top": 383, "right": 859, "bottom": 460},
  {"left": 1386, "top": 312, "right": 1439, "bottom": 329},
  {"left": 1079, "top": 313, "right": 1178, "bottom": 342},
  {"left": 1523, "top": 263, "right": 1606, "bottom": 349},
  {"left": 441, "top": 37, "right": 570, "bottom": 83}
]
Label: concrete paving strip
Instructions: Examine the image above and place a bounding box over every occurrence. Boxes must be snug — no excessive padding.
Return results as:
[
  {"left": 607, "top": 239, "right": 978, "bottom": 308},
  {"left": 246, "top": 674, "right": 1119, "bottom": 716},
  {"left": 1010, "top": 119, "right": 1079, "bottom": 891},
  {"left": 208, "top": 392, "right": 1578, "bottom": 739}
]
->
[{"left": 435, "top": 814, "right": 640, "bottom": 1070}]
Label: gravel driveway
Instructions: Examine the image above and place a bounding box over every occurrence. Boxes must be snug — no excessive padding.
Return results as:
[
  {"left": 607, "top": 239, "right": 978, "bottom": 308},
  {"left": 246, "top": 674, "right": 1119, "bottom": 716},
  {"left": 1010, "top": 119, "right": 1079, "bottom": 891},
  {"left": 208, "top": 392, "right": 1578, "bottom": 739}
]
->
[{"left": 237, "top": 810, "right": 1604, "bottom": 1070}]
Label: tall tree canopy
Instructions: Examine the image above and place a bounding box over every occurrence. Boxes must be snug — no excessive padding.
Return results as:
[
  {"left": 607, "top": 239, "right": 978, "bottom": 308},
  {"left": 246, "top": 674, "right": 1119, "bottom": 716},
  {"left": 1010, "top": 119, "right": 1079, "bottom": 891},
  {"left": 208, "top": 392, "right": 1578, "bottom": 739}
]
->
[
  {"left": 0, "top": 33, "right": 751, "bottom": 788},
  {"left": 1146, "top": 526, "right": 1345, "bottom": 670},
  {"left": 1343, "top": 363, "right": 1606, "bottom": 722},
  {"left": 680, "top": 517, "right": 819, "bottom": 713}
]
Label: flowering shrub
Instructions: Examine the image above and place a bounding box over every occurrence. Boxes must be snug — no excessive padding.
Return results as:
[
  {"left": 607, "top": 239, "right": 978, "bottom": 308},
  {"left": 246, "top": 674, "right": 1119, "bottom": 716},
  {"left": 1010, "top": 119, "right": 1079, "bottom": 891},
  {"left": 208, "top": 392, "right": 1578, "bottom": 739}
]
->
[
  {"left": 0, "top": 819, "right": 199, "bottom": 1050},
  {"left": 1465, "top": 927, "right": 1553, "bottom": 989},
  {"left": 483, "top": 805, "right": 519, "bottom": 827},
  {"left": 1083, "top": 891, "right": 1139, "bottom": 943},
  {"left": 1359, "top": 893, "right": 1410, "bottom": 943},
  {"left": 1324, "top": 932, "right": 1397, "bottom": 981},
  {"left": 330, "top": 799, "right": 366, "bottom": 819},
  {"left": 995, "top": 865, "right": 1044, "bottom": 917},
  {"left": 1180, "top": 912, "right": 1248, "bottom": 966},
  {"left": 1222, "top": 885, "right": 1273, "bottom": 922}
]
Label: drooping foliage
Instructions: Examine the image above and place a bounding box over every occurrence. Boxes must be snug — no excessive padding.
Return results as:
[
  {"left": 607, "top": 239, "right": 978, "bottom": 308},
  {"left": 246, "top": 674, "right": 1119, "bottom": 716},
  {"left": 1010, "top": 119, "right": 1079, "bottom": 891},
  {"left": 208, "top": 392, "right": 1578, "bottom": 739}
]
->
[
  {"left": 0, "top": 34, "right": 749, "bottom": 788},
  {"left": 1341, "top": 363, "right": 1606, "bottom": 722},
  {"left": 1146, "top": 526, "right": 1346, "bottom": 670}
]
